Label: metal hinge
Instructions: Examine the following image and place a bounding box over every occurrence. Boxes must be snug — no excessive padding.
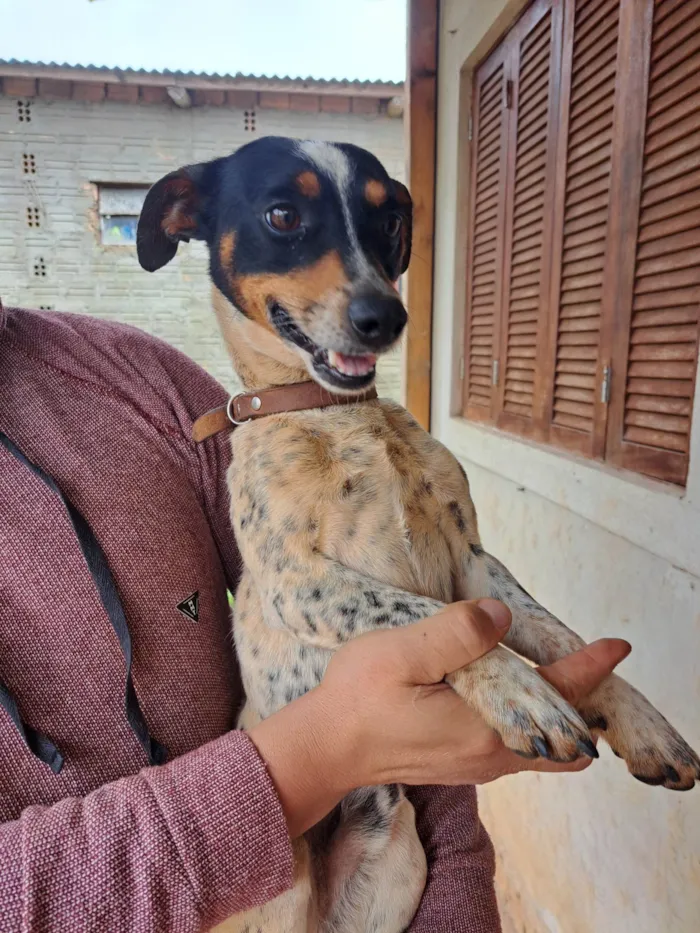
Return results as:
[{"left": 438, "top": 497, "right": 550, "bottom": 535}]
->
[
  {"left": 468, "top": 113, "right": 473, "bottom": 141},
  {"left": 601, "top": 364, "right": 611, "bottom": 404},
  {"left": 505, "top": 79, "right": 514, "bottom": 109},
  {"left": 492, "top": 359, "right": 500, "bottom": 386},
  {"left": 460, "top": 356, "right": 465, "bottom": 381}
]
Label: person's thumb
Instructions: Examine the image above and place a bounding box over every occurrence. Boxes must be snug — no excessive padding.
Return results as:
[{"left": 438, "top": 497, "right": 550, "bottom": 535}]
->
[
  {"left": 395, "top": 599, "right": 512, "bottom": 686},
  {"left": 537, "top": 637, "right": 632, "bottom": 706}
]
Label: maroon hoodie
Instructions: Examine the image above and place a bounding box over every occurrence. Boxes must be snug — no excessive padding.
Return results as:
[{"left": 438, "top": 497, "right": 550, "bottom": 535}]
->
[{"left": 0, "top": 303, "right": 499, "bottom": 933}]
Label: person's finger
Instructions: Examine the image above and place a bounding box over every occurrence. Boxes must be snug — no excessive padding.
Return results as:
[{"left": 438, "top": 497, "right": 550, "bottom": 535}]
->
[
  {"left": 537, "top": 638, "right": 632, "bottom": 706},
  {"left": 527, "top": 754, "right": 593, "bottom": 775},
  {"left": 396, "top": 599, "right": 512, "bottom": 686}
]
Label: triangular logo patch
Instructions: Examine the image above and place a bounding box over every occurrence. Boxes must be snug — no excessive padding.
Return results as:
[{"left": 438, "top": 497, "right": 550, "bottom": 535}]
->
[{"left": 176, "top": 591, "right": 199, "bottom": 622}]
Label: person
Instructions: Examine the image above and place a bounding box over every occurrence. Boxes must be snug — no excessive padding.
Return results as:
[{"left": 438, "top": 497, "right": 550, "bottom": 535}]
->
[{"left": 0, "top": 303, "right": 631, "bottom": 933}]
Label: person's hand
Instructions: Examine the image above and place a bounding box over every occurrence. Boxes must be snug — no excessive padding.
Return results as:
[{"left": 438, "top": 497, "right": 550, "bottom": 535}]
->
[
  {"left": 319, "top": 599, "right": 630, "bottom": 787},
  {"left": 248, "top": 600, "right": 631, "bottom": 837}
]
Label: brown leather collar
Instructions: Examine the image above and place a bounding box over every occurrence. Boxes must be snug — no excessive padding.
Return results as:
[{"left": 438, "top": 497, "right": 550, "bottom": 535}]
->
[{"left": 192, "top": 381, "right": 378, "bottom": 442}]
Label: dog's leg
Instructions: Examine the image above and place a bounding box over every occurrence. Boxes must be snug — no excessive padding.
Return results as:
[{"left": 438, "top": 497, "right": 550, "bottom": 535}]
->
[
  {"left": 244, "top": 547, "right": 594, "bottom": 762},
  {"left": 461, "top": 546, "right": 700, "bottom": 788},
  {"left": 321, "top": 787, "right": 426, "bottom": 933}
]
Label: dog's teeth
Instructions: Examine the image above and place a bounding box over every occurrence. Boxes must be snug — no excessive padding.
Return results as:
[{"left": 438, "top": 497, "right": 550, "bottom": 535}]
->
[{"left": 327, "top": 350, "right": 377, "bottom": 377}]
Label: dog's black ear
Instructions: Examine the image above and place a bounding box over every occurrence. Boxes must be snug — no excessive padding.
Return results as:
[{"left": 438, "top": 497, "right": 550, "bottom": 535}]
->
[
  {"left": 137, "top": 163, "right": 212, "bottom": 272},
  {"left": 392, "top": 180, "right": 413, "bottom": 276}
]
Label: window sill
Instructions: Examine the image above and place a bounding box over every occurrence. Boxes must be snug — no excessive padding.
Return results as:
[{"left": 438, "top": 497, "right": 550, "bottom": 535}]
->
[{"left": 434, "top": 413, "right": 700, "bottom": 579}]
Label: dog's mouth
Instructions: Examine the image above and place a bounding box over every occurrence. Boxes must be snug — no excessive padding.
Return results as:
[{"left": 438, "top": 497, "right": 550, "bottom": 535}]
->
[{"left": 268, "top": 302, "right": 377, "bottom": 391}]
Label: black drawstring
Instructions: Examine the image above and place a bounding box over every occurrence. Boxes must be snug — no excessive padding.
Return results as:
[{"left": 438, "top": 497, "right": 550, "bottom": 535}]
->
[
  {"left": 0, "top": 431, "right": 167, "bottom": 771},
  {"left": 0, "top": 679, "right": 64, "bottom": 774}
]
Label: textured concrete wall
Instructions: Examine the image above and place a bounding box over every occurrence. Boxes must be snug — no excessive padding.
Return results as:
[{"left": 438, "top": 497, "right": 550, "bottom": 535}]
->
[
  {"left": 0, "top": 93, "right": 405, "bottom": 398},
  {"left": 431, "top": 1, "right": 700, "bottom": 932}
]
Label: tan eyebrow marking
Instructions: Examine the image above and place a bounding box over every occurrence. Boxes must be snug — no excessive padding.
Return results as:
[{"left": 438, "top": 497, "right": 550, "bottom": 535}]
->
[
  {"left": 296, "top": 171, "right": 321, "bottom": 198},
  {"left": 364, "top": 179, "right": 388, "bottom": 206}
]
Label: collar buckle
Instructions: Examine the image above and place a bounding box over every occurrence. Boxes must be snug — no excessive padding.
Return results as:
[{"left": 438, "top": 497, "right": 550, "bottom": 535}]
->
[{"left": 226, "top": 394, "right": 252, "bottom": 426}]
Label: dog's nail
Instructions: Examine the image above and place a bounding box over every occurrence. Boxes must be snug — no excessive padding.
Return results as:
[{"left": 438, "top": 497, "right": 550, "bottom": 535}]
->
[
  {"left": 632, "top": 773, "right": 665, "bottom": 786},
  {"left": 664, "top": 765, "right": 681, "bottom": 784},
  {"left": 532, "top": 736, "right": 551, "bottom": 760},
  {"left": 577, "top": 739, "right": 599, "bottom": 760}
]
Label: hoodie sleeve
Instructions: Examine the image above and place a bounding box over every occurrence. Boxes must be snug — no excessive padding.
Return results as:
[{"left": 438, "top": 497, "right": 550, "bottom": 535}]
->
[
  {"left": 0, "top": 731, "right": 294, "bottom": 933},
  {"left": 406, "top": 784, "right": 501, "bottom": 933}
]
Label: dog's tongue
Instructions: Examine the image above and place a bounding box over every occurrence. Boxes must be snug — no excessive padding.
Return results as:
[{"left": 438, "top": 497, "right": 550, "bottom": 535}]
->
[{"left": 327, "top": 350, "right": 377, "bottom": 377}]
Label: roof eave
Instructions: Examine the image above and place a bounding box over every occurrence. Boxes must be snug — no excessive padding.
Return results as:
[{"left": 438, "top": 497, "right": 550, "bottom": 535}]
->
[{"left": 0, "top": 60, "right": 403, "bottom": 98}]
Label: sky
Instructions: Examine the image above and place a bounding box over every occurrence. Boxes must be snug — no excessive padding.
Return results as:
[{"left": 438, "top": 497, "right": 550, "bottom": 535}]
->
[{"left": 0, "top": 0, "right": 407, "bottom": 83}]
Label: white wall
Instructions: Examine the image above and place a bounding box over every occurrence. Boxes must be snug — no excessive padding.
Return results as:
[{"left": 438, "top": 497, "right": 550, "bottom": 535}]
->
[
  {"left": 432, "top": 1, "right": 700, "bottom": 931},
  {"left": 0, "top": 93, "right": 405, "bottom": 399}
]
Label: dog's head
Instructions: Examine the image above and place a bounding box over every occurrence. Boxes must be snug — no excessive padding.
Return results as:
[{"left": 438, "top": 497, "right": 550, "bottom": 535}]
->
[{"left": 137, "top": 136, "right": 412, "bottom": 392}]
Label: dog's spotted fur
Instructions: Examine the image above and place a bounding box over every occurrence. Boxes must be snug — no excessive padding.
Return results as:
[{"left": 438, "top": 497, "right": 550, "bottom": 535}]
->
[{"left": 138, "top": 137, "right": 700, "bottom": 933}]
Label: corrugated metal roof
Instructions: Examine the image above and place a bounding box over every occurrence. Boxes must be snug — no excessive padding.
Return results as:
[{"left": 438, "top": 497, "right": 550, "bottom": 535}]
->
[{"left": 0, "top": 59, "right": 403, "bottom": 92}]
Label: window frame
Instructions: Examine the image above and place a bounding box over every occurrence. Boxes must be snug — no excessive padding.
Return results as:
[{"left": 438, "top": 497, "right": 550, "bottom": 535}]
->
[{"left": 95, "top": 183, "right": 150, "bottom": 247}]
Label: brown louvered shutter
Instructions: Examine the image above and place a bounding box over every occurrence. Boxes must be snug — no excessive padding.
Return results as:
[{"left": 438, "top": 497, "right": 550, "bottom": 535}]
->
[
  {"left": 541, "top": 0, "right": 621, "bottom": 457},
  {"left": 496, "top": 0, "right": 561, "bottom": 440},
  {"left": 462, "top": 41, "right": 509, "bottom": 422},
  {"left": 606, "top": 0, "right": 700, "bottom": 485},
  {"left": 461, "top": 0, "right": 698, "bottom": 486}
]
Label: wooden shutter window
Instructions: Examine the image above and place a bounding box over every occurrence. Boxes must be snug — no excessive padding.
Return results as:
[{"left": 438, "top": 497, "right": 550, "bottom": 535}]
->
[
  {"left": 461, "top": 0, "right": 698, "bottom": 486},
  {"left": 463, "top": 46, "right": 508, "bottom": 419},
  {"left": 499, "top": 1, "right": 557, "bottom": 430},
  {"left": 549, "top": 0, "right": 620, "bottom": 452},
  {"left": 610, "top": 0, "right": 700, "bottom": 485}
]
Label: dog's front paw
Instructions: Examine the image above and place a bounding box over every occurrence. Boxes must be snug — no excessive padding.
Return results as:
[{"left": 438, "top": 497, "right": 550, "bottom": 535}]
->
[
  {"left": 582, "top": 674, "right": 700, "bottom": 791},
  {"left": 449, "top": 646, "right": 596, "bottom": 763}
]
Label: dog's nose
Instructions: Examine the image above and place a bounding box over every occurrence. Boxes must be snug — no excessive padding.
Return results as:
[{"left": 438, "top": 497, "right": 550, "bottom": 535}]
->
[{"left": 347, "top": 295, "right": 407, "bottom": 348}]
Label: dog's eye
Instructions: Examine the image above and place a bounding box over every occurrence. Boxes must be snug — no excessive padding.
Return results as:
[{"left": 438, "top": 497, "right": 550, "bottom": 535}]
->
[
  {"left": 383, "top": 213, "right": 403, "bottom": 239},
  {"left": 266, "top": 205, "right": 301, "bottom": 233}
]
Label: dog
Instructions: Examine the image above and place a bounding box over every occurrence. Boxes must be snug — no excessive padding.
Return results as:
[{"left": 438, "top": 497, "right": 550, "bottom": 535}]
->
[{"left": 137, "top": 136, "right": 700, "bottom": 932}]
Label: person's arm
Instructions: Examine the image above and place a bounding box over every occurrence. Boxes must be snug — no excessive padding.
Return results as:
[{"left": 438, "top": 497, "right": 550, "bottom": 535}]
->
[{"left": 0, "top": 732, "right": 294, "bottom": 933}]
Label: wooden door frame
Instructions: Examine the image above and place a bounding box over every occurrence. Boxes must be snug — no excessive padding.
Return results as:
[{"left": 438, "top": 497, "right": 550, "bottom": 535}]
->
[{"left": 405, "top": 0, "right": 439, "bottom": 430}]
